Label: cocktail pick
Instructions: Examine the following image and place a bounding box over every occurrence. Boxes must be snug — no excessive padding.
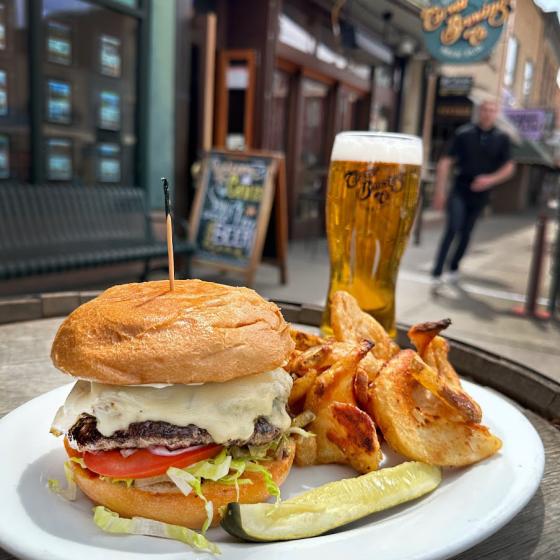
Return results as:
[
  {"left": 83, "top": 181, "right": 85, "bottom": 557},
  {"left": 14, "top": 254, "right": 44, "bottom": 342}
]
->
[{"left": 161, "top": 177, "right": 175, "bottom": 292}]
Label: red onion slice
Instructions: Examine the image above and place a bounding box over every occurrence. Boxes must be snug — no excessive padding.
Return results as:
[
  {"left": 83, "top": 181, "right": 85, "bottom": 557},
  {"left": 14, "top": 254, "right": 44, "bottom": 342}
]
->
[
  {"left": 120, "top": 448, "right": 138, "bottom": 458},
  {"left": 148, "top": 445, "right": 206, "bottom": 457}
]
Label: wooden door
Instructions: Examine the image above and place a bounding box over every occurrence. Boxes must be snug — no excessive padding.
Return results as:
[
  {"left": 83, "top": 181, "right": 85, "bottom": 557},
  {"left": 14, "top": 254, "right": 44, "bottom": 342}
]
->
[
  {"left": 214, "top": 49, "right": 256, "bottom": 150},
  {"left": 292, "top": 76, "right": 331, "bottom": 238},
  {"left": 270, "top": 69, "right": 291, "bottom": 152}
]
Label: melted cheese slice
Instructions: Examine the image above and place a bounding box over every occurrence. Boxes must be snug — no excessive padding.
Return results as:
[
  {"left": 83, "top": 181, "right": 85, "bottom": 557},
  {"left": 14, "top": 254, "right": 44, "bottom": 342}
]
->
[{"left": 51, "top": 368, "right": 293, "bottom": 444}]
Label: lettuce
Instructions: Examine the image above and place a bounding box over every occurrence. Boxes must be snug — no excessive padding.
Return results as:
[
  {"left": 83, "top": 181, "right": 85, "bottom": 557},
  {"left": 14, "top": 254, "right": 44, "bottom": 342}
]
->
[
  {"left": 167, "top": 468, "right": 213, "bottom": 533},
  {"left": 229, "top": 432, "right": 289, "bottom": 461},
  {"left": 93, "top": 506, "right": 220, "bottom": 555},
  {"left": 186, "top": 448, "right": 232, "bottom": 481},
  {"left": 287, "top": 426, "right": 316, "bottom": 438},
  {"left": 48, "top": 461, "right": 77, "bottom": 501},
  {"left": 243, "top": 461, "right": 281, "bottom": 503},
  {"left": 51, "top": 436, "right": 289, "bottom": 553},
  {"left": 69, "top": 456, "right": 87, "bottom": 468},
  {"left": 133, "top": 474, "right": 170, "bottom": 488},
  {"left": 166, "top": 468, "right": 195, "bottom": 497},
  {"left": 215, "top": 458, "right": 250, "bottom": 502},
  {"left": 99, "top": 476, "right": 134, "bottom": 488},
  {"left": 166, "top": 441, "right": 284, "bottom": 531}
]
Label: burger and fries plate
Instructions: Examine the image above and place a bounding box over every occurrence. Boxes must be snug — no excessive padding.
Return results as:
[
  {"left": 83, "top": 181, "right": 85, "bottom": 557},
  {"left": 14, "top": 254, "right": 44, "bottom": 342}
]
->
[
  {"left": 0, "top": 371, "right": 544, "bottom": 560},
  {"left": 0, "top": 282, "right": 545, "bottom": 560}
]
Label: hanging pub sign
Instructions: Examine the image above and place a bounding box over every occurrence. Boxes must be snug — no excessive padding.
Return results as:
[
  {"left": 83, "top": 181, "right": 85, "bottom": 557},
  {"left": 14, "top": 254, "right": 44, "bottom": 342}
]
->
[{"left": 421, "top": 0, "right": 511, "bottom": 63}]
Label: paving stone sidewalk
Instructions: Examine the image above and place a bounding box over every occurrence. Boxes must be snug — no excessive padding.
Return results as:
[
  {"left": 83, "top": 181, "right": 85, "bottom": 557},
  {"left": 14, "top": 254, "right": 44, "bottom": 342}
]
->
[{"left": 239, "top": 211, "right": 560, "bottom": 383}]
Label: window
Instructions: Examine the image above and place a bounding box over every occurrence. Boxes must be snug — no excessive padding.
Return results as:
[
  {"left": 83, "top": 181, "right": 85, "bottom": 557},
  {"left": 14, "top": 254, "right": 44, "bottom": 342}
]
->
[
  {"left": 46, "top": 138, "right": 72, "bottom": 181},
  {"left": 0, "top": 134, "right": 8, "bottom": 178},
  {"left": 0, "top": 1, "right": 29, "bottom": 181},
  {"left": 97, "top": 142, "right": 121, "bottom": 182},
  {"left": 522, "top": 60, "right": 534, "bottom": 104},
  {"left": 42, "top": 0, "right": 140, "bottom": 184},
  {"left": 0, "top": 69, "right": 7, "bottom": 115},
  {"left": 99, "top": 35, "right": 121, "bottom": 77},
  {"left": 0, "top": 4, "right": 6, "bottom": 51},
  {"left": 98, "top": 90, "right": 121, "bottom": 130},
  {"left": 47, "top": 21, "right": 72, "bottom": 65},
  {"left": 46, "top": 79, "right": 72, "bottom": 124},
  {"left": 503, "top": 36, "right": 518, "bottom": 89}
]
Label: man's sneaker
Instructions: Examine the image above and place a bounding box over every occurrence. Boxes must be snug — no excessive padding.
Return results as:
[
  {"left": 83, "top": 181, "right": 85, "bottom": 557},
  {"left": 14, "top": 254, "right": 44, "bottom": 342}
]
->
[
  {"left": 430, "top": 275, "right": 443, "bottom": 291},
  {"left": 445, "top": 271, "right": 460, "bottom": 284}
]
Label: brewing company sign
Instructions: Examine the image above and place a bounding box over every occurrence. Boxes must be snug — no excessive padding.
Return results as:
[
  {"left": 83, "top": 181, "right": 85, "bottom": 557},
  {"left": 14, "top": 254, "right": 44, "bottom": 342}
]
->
[{"left": 421, "top": 0, "right": 511, "bottom": 63}]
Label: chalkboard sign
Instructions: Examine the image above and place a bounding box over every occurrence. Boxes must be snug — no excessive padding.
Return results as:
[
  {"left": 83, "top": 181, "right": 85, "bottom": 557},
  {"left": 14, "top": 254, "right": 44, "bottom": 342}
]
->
[{"left": 189, "top": 150, "right": 287, "bottom": 286}]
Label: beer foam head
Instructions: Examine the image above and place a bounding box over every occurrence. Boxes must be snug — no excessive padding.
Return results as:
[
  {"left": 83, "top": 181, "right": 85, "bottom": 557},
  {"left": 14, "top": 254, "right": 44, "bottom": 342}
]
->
[{"left": 331, "top": 132, "right": 423, "bottom": 165}]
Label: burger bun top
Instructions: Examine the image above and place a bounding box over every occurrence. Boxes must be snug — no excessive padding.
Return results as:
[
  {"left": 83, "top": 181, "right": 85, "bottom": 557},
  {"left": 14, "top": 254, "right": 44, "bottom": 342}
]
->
[{"left": 51, "top": 280, "right": 294, "bottom": 385}]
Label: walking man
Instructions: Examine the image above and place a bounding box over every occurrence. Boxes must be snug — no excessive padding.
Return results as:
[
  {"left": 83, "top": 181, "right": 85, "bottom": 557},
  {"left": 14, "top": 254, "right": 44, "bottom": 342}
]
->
[{"left": 431, "top": 99, "right": 515, "bottom": 285}]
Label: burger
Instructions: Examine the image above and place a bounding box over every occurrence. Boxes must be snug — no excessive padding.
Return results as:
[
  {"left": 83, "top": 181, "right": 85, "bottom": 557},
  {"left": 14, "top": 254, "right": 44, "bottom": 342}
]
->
[{"left": 49, "top": 279, "right": 296, "bottom": 533}]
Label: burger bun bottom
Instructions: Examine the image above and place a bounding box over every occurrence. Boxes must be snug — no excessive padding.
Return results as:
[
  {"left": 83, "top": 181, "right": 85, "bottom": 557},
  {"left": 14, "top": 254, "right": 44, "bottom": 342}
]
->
[{"left": 71, "top": 440, "right": 295, "bottom": 530}]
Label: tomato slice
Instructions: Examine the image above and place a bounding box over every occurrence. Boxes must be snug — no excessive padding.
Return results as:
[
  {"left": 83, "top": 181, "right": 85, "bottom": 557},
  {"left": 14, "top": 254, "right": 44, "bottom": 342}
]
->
[
  {"left": 83, "top": 444, "right": 222, "bottom": 479},
  {"left": 64, "top": 437, "right": 83, "bottom": 459}
]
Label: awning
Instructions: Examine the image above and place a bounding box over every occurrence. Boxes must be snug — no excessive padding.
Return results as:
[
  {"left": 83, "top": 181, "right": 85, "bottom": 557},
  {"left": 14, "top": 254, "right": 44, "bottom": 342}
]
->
[{"left": 511, "top": 138, "right": 556, "bottom": 168}]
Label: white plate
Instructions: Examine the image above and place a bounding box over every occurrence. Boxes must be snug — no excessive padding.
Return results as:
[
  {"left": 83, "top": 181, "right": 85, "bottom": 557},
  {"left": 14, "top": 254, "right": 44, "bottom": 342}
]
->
[{"left": 0, "top": 381, "right": 544, "bottom": 560}]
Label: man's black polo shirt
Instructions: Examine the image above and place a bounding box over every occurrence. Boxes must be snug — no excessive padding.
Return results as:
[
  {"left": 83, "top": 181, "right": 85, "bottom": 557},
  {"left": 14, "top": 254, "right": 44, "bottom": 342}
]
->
[{"left": 447, "top": 123, "right": 511, "bottom": 204}]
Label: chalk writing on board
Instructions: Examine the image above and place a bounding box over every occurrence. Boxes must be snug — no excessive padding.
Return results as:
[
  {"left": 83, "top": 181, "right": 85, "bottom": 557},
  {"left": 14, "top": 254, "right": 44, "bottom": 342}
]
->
[{"left": 195, "top": 153, "right": 272, "bottom": 265}]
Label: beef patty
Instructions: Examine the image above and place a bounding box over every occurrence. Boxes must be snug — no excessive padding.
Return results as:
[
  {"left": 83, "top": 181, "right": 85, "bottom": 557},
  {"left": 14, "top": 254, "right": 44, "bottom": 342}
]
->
[{"left": 68, "top": 414, "right": 282, "bottom": 452}]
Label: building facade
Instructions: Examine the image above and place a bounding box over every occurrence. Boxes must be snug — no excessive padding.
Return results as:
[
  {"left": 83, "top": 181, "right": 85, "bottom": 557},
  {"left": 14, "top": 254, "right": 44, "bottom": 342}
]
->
[
  {"left": 0, "top": 0, "right": 176, "bottom": 207},
  {"left": 432, "top": 0, "right": 560, "bottom": 211},
  {"left": 178, "top": 0, "right": 431, "bottom": 238}
]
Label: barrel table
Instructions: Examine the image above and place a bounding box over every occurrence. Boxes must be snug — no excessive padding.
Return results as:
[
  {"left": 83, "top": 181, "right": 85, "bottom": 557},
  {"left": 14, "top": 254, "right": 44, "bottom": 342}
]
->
[{"left": 0, "top": 295, "right": 558, "bottom": 560}]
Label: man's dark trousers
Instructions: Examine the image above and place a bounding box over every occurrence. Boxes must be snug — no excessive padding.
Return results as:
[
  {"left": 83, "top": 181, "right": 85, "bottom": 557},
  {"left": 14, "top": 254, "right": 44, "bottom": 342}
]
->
[{"left": 432, "top": 191, "right": 485, "bottom": 277}]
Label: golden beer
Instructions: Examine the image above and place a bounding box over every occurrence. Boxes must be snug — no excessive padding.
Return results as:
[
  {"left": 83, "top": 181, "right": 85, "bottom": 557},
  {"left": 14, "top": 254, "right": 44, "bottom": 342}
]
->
[{"left": 321, "top": 132, "right": 422, "bottom": 338}]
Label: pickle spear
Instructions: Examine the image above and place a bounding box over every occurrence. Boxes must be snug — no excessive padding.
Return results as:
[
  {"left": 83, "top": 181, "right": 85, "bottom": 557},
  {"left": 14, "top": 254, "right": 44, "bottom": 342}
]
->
[{"left": 221, "top": 461, "right": 441, "bottom": 542}]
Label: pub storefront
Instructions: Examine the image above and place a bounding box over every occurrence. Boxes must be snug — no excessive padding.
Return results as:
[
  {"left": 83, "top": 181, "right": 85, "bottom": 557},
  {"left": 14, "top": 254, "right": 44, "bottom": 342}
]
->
[{"left": 182, "top": 0, "right": 429, "bottom": 239}]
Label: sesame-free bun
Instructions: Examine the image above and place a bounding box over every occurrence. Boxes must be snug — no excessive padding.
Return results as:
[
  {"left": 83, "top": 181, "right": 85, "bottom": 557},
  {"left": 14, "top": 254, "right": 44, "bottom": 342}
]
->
[
  {"left": 51, "top": 280, "right": 294, "bottom": 385},
  {"left": 71, "top": 440, "right": 295, "bottom": 530}
]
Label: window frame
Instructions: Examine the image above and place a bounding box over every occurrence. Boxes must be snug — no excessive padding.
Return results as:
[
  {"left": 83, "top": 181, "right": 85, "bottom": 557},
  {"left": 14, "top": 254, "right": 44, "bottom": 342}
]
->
[
  {"left": 503, "top": 35, "right": 518, "bottom": 90},
  {"left": 522, "top": 59, "right": 534, "bottom": 104}
]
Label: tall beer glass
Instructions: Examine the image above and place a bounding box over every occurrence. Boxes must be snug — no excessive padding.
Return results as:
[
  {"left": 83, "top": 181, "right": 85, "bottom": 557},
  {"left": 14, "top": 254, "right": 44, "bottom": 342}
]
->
[{"left": 321, "top": 132, "right": 423, "bottom": 338}]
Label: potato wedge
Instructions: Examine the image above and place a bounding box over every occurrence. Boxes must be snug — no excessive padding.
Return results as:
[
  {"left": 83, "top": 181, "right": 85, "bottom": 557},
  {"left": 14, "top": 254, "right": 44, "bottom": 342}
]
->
[
  {"left": 290, "top": 328, "right": 324, "bottom": 351},
  {"left": 304, "top": 340, "right": 372, "bottom": 412},
  {"left": 288, "top": 344, "right": 333, "bottom": 376},
  {"left": 408, "top": 319, "right": 451, "bottom": 356},
  {"left": 288, "top": 370, "right": 319, "bottom": 414},
  {"left": 302, "top": 341, "right": 381, "bottom": 473},
  {"left": 293, "top": 432, "right": 318, "bottom": 467},
  {"left": 353, "top": 369, "right": 370, "bottom": 411},
  {"left": 324, "top": 402, "right": 382, "bottom": 473},
  {"left": 409, "top": 320, "right": 482, "bottom": 423},
  {"left": 372, "top": 350, "right": 502, "bottom": 467},
  {"left": 330, "top": 291, "right": 399, "bottom": 361},
  {"left": 409, "top": 351, "right": 482, "bottom": 424},
  {"left": 309, "top": 402, "right": 382, "bottom": 473}
]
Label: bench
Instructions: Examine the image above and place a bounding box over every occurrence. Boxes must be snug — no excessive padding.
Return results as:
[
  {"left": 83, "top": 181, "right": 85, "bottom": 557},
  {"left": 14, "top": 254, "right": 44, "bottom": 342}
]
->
[{"left": 0, "top": 184, "right": 195, "bottom": 281}]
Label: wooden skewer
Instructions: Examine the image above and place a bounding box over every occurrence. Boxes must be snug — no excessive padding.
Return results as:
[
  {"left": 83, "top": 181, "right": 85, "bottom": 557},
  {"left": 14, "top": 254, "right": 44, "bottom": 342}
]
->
[{"left": 161, "top": 178, "right": 175, "bottom": 291}]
